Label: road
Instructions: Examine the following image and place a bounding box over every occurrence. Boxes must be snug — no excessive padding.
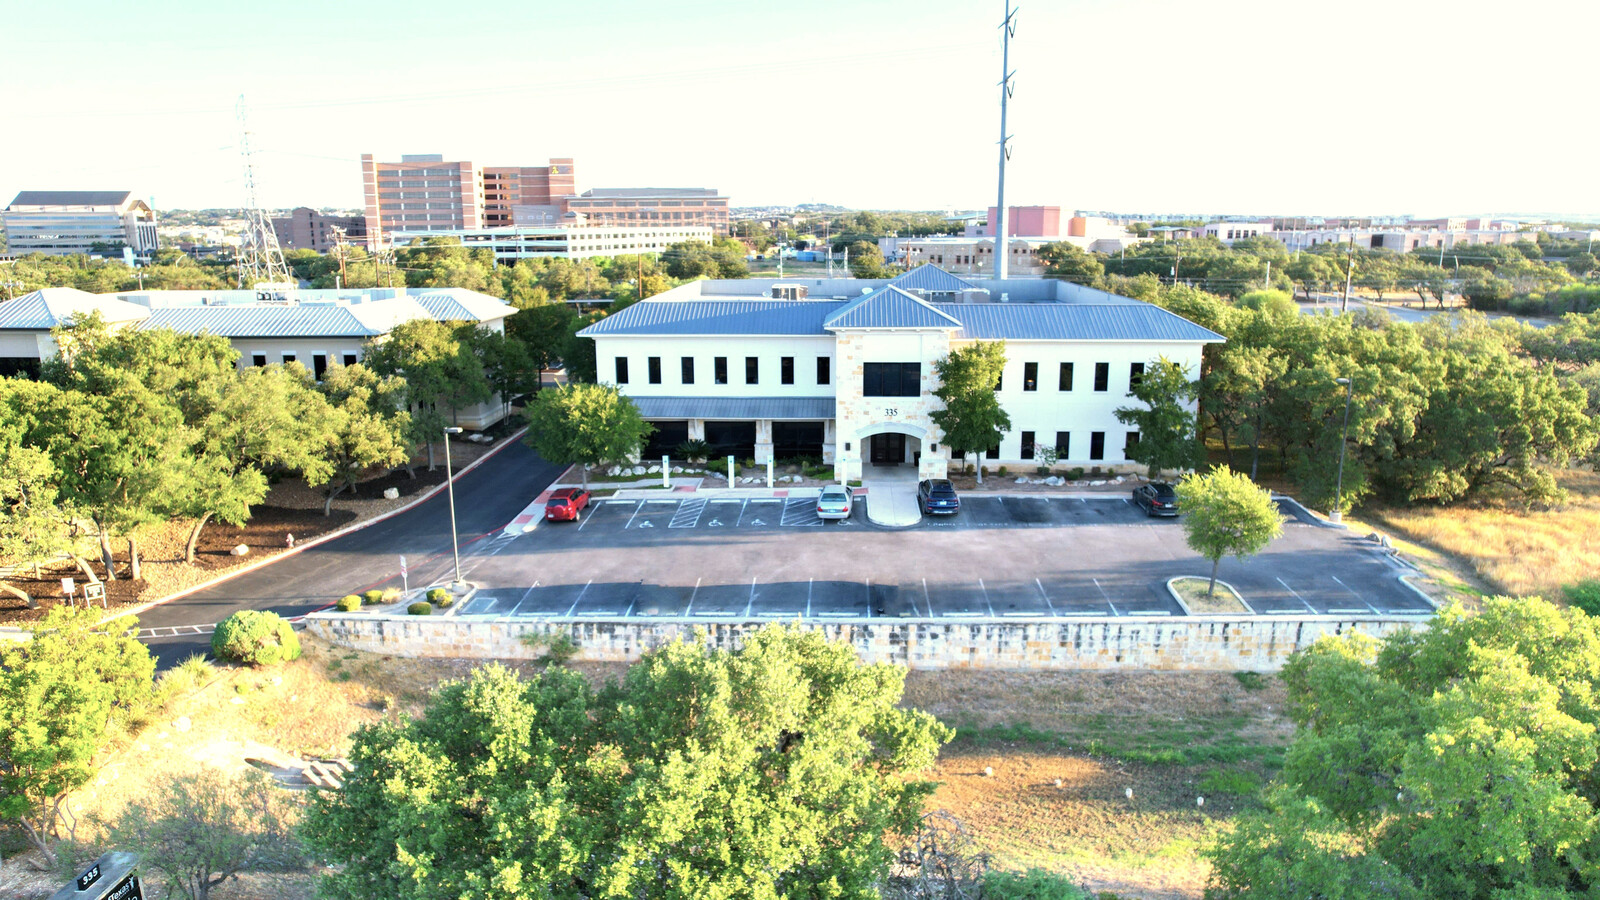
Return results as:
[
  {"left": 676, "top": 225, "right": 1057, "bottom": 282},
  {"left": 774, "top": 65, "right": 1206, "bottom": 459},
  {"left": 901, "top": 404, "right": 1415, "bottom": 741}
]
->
[
  {"left": 136, "top": 442, "right": 565, "bottom": 667},
  {"left": 1297, "top": 294, "right": 1554, "bottom": 328}
]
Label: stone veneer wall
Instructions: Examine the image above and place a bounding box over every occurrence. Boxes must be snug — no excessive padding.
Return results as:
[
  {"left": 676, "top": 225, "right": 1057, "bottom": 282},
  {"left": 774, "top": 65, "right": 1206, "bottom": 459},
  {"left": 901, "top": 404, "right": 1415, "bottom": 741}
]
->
[{"left": 304, "top": 614, "right": 1420, "bottom": 673}]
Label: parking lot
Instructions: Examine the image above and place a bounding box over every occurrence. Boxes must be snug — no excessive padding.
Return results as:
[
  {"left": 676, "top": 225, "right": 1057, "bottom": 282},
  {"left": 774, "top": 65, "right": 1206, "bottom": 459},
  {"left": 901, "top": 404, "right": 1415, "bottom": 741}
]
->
[{"left": 447, "top": 493, "right": 1434, "bottom": 621}]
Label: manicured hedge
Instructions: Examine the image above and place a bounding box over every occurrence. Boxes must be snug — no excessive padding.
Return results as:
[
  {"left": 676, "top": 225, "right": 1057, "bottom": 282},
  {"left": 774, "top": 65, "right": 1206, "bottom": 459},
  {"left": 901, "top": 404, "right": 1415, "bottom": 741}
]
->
[{"left": 211, "top": 610, "right": 302, "bottom": 667}]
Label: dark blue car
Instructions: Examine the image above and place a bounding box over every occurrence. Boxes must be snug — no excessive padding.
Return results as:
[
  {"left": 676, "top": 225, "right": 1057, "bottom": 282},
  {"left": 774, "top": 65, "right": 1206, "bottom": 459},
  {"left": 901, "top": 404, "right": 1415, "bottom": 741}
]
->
[{"left": 917, "top": 479, "right": 961, "bottom": 515}]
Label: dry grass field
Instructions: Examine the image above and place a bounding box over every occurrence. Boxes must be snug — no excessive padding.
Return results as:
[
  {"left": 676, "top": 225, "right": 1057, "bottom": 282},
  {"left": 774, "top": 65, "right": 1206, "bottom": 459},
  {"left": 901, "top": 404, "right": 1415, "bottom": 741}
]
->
[
  {"left": 0, "top": 643, "right": 1287, "bottom": 900},
  {"left": 1363, "top": 468, "right": 1600, "bottom": 603}
]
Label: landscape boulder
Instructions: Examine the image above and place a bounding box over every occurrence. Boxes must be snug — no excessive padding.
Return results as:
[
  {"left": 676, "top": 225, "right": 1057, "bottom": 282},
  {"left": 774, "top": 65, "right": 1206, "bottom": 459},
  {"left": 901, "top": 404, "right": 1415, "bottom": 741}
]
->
[
  {"left": 230, "top": 544, "right": 250, "bottom": 557},
  {"left": 383, "top": 487, "right": 400, "bottom": 500}
]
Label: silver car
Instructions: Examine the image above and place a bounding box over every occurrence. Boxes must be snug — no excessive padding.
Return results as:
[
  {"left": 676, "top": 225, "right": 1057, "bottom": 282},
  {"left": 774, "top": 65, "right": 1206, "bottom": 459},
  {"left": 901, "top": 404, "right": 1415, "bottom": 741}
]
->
[{"left": 816, "top": 484, "right": 853, "bottom": 520}]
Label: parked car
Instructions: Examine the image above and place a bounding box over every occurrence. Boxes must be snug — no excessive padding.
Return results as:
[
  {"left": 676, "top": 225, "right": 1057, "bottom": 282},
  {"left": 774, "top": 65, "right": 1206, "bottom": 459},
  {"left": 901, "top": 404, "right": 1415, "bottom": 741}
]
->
[
  {"left": 543, "top": 487, "right": 592, "bottom": 522},
  {"left": 816, "top": 484, "right": 853, "bottom": 520},
  {"left": 1132, "top": 482, "right": 1179, "bottom": 517},
  {"left": 917, "top": 479, "right": 961, "bottom": 515}
]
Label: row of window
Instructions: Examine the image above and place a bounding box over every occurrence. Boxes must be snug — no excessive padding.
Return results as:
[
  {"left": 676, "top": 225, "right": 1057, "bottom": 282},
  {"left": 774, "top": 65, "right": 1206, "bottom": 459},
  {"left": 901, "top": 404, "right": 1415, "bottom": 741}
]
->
[
  {"left": 986, "top": 430, "right": 1138, "bottom": 462},
  {"left": 617, "top": 355, "right": 830, "bottom": 387},
  {"left": 1008, "top": 361, "right": 1143, "bottom": 393},
  {"left": 246, "top": 351, "right": 359, "bottom": 380}
]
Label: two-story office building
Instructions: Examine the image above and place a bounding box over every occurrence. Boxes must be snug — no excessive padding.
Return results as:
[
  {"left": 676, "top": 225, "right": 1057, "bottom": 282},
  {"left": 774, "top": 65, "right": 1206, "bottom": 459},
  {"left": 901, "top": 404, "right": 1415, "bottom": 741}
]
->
[{"left": 579, "top": 266, "right": 1223, "bottom": 481}]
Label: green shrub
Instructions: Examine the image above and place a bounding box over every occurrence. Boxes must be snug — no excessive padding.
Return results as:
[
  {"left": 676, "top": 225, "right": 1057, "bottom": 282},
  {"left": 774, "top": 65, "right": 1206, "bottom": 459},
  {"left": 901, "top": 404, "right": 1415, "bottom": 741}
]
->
[
  {"left": 673, "top": 439, "right": 712, "bottom": 462},
  {"left": 998, "top": 466, "right": 1009, "bottom": 477},
  {"left": 520, "top": 630, "right": 579, "bottom": 666},
  {"left": 362, "top": 589, "right": 385, "bottom": 604},
  {"left": 1567, "top": 581, "right": 1600, "bottom": 617},
  {"left": 1066, "top": 467, "right": 1086, "bottom": 481},
  {"left": 211, "top": 610, "right": 302, "bottom": 667},
  {"left": 1199, "top": 767, "right": 1263, "bottom": 796},
  {"left": 427, "top": 587, "right": 453, "bottom": 608},
  {"left": 980, "top": 868, "right": 1087, "bottom": 899},
  {"left": 336, "top": 594, "right": 362, "bottom": 612},
  {"left": 407, "top": 602, "right": 432, "bottom": 616},
  {"left": 1232, "top": 671, "right": 1268, "bottom": 691}
]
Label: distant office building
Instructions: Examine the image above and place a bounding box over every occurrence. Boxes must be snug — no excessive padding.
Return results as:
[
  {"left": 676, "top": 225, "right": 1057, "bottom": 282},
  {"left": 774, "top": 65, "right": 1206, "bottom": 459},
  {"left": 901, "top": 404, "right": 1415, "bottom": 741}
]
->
[
  {"left": 272, "top": 207, "right": 367, "bottom": 253},
  {"left": 1272, "top": 227, "right": 1531, "bottom": 253},
  {"left": 386, "top": 224, "right": 713, "bottom": 263},
  {"left": 564, "top": 188, "right": 730, "bottom": 235},
  {"left": 361, "top": 153, "right": 727, "bottom": 248},
  {"left": 1196, "top": 222, "right": 1274, "bottom": 244},
  {"left": 2, "top": 191, "right": 158, "bottom": 258},
  {"left": 969, "top": 206, "right": 1062, "bottom": 239},
  {"left": 900, "top": 236, "right": 1050, "bottom": 277}
]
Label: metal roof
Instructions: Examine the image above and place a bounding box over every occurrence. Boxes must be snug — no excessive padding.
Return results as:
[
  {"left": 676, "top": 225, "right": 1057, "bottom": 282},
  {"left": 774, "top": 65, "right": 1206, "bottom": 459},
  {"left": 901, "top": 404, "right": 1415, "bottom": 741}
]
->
[
  {"left": 139, "top": 304, "right": 392, "bottom": 338},
  {"left": 579, "top": 301, "right": 842, "bottom": 337},
  {"left": 630, "top": 396, "right": 836, "bottom": 420},
  {"left": 824, "top": 285, "right": 963, "bottom": 330},
  {"left": 0, "top": 289, "right": 151, "bottom": 330},
  {"left": 411, "top": 288, "right": 516, "bottom": 323},
  {"left": 931, "top": 303, "right": 1224, "bottom": 342},
  {"left": 8, "top": 191, "right": 134, "bottom": 208},
  {"left": 889, "top": 264, "right": 982, "bottom": 294}
]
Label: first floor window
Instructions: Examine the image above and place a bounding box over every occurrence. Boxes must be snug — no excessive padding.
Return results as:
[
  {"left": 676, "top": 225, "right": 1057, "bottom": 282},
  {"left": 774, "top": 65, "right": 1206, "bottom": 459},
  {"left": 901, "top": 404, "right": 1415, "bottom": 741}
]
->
[
  {"left": 282, "top": 353, "right": 296, "bottom": 364},
  {"left": 251, "top": 353, "right": 267, "bottom": 367},
  {"left": 342, "top": 352, "right": 359, "bottom": 367},
  {"left": 1090, "top": 431, "right": 1106, "bottom": 460},
  {"left": 986, "top": 443, "right": 1001, "bottom": 459},
  {"left": 1055, "top": 431, "right": 1070, "bottom": 456},
  {"left": 1020, "top": 431, "right": 1036, "bottom": 459},
  {"left": 1125, "top": 431, "right": 1140, "bottom": 455},
  {"left": 615, "top": 357, "right": 629, "bottom": 384},
  {"left": 313, "top": 353, "right": 328, "bottom": 380}
]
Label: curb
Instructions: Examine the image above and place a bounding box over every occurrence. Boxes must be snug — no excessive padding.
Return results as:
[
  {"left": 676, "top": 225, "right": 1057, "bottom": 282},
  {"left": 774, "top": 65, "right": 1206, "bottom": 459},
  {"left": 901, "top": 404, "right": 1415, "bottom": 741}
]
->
[
  {"left": 105, "top": 427, "right": 529, "bottom": 626},
  {"left": 1166, "top": 576, "right": 1253, "bottom": 616},
  {"left": 1397, "top": 574, "right": 1442, "bottom": 610},
  {"left": 1272, "top": 494, "right": 1349, "bottom": 530}
]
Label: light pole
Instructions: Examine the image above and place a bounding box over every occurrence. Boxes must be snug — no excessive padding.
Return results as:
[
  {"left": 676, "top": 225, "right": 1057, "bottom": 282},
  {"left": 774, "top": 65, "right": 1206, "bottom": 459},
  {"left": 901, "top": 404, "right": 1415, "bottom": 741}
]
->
[
  {"left": 443, "top": 426, "right": 464, "bottom": 589},
  {"left": 1330, "top": 377, "right": 1353, "bottom": 524}
]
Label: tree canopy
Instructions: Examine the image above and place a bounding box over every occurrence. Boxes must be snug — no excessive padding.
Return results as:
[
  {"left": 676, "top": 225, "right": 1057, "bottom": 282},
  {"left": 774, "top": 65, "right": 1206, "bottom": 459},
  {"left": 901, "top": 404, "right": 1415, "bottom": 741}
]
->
[
  {"left": 1114, "top": 357, "right": 1203, "bottom": 478},
  {"left": 522, "top": 383, "right": 651, "bottom": 488},
  {"left": 305, "top": 624, "right": 952, "bottom": 900},
  {"left": 1175, "top": 467, "right": 1284, "bottom": 597},
  {"left": 929, "top": 342, "right": 1011, "bottom": 484},
  {"left": 1208, "top": 596, "right": 1600, "bottom": 898}
]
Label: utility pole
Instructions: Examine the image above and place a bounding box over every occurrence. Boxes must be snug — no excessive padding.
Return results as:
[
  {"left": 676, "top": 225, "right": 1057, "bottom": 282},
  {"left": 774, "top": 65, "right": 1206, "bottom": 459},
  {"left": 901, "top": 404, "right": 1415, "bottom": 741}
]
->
[
  {"left": 1341, "top": 233, "right": 1354, "bottom": 312},
  {"left": 330, "top": 225, "right": 349, "bottom": 288},
  {"left": 1264, "top": 259, "right": 1271, "bottom": 291},
  {"left": 995, "top": 0, "right": 1018, "bottom": 280},
  {"left": 637, "top": 253, "right": 643, "bottom": 301}
]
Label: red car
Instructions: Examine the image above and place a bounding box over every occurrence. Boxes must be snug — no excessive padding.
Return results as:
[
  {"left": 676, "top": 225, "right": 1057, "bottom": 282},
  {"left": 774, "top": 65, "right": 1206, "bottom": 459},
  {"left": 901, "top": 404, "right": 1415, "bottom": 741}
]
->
[{"left": 543, "top": 488, "right": 592, "bottom": 522}]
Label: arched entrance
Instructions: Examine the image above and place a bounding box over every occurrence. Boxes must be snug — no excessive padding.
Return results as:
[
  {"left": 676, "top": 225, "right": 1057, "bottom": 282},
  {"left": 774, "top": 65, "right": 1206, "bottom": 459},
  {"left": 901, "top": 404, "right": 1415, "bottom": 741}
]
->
[{"left": 854, "top": 422, "right": 928, "bottom": 479}]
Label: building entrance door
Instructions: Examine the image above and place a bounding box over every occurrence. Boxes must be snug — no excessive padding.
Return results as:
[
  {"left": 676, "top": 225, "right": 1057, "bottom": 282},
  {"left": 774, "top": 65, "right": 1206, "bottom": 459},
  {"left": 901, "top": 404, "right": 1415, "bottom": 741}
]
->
[{"left": 869, "top": 432, "right": 905, "bottom": 465}]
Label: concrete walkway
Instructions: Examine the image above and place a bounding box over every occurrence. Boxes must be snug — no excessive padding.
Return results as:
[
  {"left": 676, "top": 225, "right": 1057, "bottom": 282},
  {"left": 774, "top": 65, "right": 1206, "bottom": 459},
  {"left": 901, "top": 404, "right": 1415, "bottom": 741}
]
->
[{"left": 862, "top": 464, "right": 921, "bottom": 527}]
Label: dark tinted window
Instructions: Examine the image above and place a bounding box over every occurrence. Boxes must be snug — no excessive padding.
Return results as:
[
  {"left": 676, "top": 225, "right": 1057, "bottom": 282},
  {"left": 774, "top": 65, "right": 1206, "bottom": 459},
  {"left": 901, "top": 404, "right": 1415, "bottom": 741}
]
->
[
  {"left": 746, "top": 356, "right": 759, "bottom": 384},
  {"left": 615, "top": 357, "right": 629, "bottom": 384},
  {"left": 986, "top": 444, "right": 1000, "bottom": 459},
  {"left": 863, "top": 362, "right": 920, "bottom": 397},
  {"left": 714, "top": 357, "right": 727, "bottom": 385},
  {"left": 1023, "top": 362, "right": 1038, "bottom": 391},
  {"left": 1090, "top": 431, "right": 1105, "bottom": 460},
  {"left": 1020, "top": 431, "right": 1035, "bottom": 459},
  {"left": 648, "top": 357, "right": 661, "bottom": 384},
  {"left": 1059, "top": 362, "right": 1073, "bottom": 390},
  {"left": 781, "top": 356, "right": 795, "bottom": 385},
  {"left": 342, "top": 353, "right": 359, "bottom": 367},
  {"left": 681, "top": 357, "right": 694, "bottom": 384},
  {"left": 1055, "top": 431, "right": 1070, "bottom": 456},
  {"left": 817, "top": 356, "right": 830, "bottom": 385},
  {"left": 1125, "top": 431, "right": 1140, "bottom": 455},
  {"left": 1093, "top": 362, "right": 1109, "bottom": 392},
  {"left": 927, "top": 481, "right": 957, "bottom": 497},
  {"left": 546, "top": 498, "right": 568, "bottom": 507},
  {"left": 1130, "top": 362, "right": 1145, "bottom": 391},
  {"left": 252, "top": 353, "right": 267, "bottom": 367}
]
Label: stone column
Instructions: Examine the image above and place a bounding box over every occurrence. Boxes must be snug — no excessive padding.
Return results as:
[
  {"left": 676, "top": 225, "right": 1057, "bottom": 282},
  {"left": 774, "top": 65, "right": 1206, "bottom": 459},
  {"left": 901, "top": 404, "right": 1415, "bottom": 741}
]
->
[
  {"left": 822, "top": 418, "right": 837, "bottom": 464},
  {"left": 754, "top": 418, "right": 774, "bottom": 464}
]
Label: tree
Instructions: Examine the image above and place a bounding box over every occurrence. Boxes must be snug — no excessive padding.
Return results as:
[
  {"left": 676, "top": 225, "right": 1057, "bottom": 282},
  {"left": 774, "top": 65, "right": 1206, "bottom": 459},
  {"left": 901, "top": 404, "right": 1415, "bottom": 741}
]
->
[
  {"left": 1036, "top": 242, "right": 1105, "bottom": 288},
  {"left": 1174, "top": 467, "right": 1284, "bottom": 598},
  {"left": 1462, "top": 275, "right": 1514, "bottom": 310},
  {"left": 0, "top": 605, "right": 155, "bottom": 868},
  {"left": 314, "top": 363, "right": 412, "bottom": 515},
  {"left": 1114, "top": 357, "right": 1203, "bottom": 478},
  {"left": 463, "top": 326, "right": 538, "bottom": 423},
  {"left": 1283, "top": 254, "right": 1338, "bottom": 300},
  {"left": 1565, "top": 251, "right": 1597, "bottom": 278},
  {"left": 304, "top": 624, "right": 951, "bottom": 900},
  {"left": 109, "top": 767, "right": 306, "bottom": 900},
  {"left": 363, "top": 319, "right": 488, "bottom": 469},
  {"left": 848, "top": 240, "right": 892, "bottom": 279},
  {"left": 522, "top": 383, "right": 651, "bottom": 489},
  {"left": 929, "top": 342, "right": 1011, "bottom": 485},
  {"left": 1208, "top": 597, "right": 1600, "bottom": 898},
  {"left": 0, "top": 434, "right": 72, "bottom": 606}
]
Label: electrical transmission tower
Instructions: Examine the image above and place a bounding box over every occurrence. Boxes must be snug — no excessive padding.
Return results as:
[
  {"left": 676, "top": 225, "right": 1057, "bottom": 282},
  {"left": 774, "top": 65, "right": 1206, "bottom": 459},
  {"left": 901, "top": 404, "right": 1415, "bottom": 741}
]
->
[{"left": 235, "top": 96, "right": 293, "bottom": 288}]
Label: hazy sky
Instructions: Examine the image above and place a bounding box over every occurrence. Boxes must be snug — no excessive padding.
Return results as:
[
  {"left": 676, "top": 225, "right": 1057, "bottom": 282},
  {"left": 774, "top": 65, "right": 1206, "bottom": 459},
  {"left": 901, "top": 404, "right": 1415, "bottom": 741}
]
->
[{"left": 5, "top": 0, "right": 1595, "bottom": 218}]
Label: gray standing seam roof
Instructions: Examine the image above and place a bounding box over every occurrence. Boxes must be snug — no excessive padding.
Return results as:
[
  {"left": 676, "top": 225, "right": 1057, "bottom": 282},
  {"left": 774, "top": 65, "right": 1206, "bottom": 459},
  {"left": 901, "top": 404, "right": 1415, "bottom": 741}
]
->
[
  {"left": 889, "top": 264, "right": 982, "bottom": 294},
  {"left": 138, "top": 305, "right": 388, "bottom": 338},
  {"left": 578, "top": 301, "right": 841, "bottom": 336},
  {"left": 931, "top": 303, "right": 1223, "bottom": 342},
  {"left": 631, "top": 396, "right": 836, "bottom": 420},
  {"left": 8, "top": 191, "right": 134, "bottom": 208},
  {"left": 824, "top": 286, "right": 963, "bottom": 330}
]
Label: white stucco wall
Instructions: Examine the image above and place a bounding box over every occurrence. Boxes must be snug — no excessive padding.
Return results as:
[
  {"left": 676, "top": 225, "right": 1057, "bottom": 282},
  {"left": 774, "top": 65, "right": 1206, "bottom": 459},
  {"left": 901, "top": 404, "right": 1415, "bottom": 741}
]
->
[{"left": 597, "top": 335, "right": 836, "bottom": 397}]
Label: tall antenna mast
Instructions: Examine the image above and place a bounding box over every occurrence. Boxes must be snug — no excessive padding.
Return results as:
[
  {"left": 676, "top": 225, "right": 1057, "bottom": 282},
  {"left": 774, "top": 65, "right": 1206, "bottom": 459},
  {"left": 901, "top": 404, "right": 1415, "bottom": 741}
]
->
[
  {"left": 235, "top": 96, "right": 292, "bottom": 288},
  {"left": 995, "top": 0, "right": 1017, "bottom": 281}
]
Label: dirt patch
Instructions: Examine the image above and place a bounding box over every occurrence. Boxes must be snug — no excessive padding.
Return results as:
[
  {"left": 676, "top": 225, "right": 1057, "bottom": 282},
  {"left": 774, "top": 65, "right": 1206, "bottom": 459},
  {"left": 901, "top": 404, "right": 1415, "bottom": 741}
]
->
[{"left": 0, "top": 437, "right": 508, "bottom": 625}]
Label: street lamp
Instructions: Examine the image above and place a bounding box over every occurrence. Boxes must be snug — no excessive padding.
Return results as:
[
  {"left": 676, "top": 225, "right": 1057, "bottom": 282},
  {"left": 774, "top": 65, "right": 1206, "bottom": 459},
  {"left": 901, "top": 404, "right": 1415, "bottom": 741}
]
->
[
  {"left": 443, "top": 426, "right": 464, "bottom": 589},
  {"left": 1330, "top": 378, "right": 1354, "bottom": 524}
]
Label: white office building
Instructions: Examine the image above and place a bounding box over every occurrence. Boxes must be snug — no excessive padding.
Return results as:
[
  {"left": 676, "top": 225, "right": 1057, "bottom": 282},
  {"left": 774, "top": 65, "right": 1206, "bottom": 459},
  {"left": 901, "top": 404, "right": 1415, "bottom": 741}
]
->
[
  {"left": 385, "top": 223, "right": 713, "bottom": 263},
  {"left": 2, "top": 191, "right": 159, "bottom": 258},
  {"left": 579, "top": 266, "right": 1223, "bottom": 482}
]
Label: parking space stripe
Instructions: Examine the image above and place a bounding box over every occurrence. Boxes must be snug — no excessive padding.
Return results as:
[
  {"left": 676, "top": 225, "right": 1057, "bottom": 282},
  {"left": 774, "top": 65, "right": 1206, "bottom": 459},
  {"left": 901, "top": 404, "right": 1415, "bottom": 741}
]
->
[
  {"left": 507, "top": 581, "right": 540, "bottom": 617},
  {"left": 564, "top": 580, "right": 592, "bottom": 617},
  {"left": 624, "top": 501, "right": 645, "bottom": 529},
  {"left": 921, "top": 578, "right": 931, "bottom": 618},
  {"left": 1276, "top": 576, "right": 1317, "bottom": 613},
  {"left": 684, "top": 577, "right": 701, "bottom": 616},
  {"left": 978, "top": 579, "right": 995, "bottom": 616},
  {"left": 1035, "top": 578, "right": 1056, "bottom": 615},
  {"left": 1330, "top": 574, "right": 1380, "bottom": 614},
  {"left": 1092, "top": 577, "right": 1120, "bottom": 616}
]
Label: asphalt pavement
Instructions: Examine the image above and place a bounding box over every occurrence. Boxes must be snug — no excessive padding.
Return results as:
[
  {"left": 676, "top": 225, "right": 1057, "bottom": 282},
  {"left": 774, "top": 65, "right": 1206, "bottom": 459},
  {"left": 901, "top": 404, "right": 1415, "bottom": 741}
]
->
[{"left": 135, "top": 441, "right": 565, "bottom": 667}]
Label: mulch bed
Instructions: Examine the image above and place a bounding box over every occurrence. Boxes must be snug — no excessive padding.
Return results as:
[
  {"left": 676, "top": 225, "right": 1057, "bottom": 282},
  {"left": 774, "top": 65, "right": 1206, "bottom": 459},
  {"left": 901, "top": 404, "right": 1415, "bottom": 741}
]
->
[{"left": 0, "top": 466, "right": 453, "bottom": 626}]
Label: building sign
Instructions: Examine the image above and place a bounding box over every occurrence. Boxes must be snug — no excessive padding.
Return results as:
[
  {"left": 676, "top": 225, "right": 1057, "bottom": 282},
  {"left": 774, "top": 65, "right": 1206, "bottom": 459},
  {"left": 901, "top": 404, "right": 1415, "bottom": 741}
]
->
[{"left": 75, "top": 863, "right": 101, "bottom": 892}]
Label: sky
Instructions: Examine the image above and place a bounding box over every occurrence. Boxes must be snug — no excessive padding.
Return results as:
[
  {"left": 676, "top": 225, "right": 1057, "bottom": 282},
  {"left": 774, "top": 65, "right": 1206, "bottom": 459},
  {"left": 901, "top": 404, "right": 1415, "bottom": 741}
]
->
[{"left": 4, "top": 0, "right": 1596, "bottom": 219}]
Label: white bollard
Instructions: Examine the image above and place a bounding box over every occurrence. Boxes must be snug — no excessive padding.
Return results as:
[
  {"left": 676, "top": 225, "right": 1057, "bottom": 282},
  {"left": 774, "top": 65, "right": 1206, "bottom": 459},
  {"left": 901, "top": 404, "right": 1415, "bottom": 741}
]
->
[
  {"left": 662, "top": 455, "right": 671, "bottom": 489},
  {"left": 767, "top": 457, "right": 774, "bottom": 489},
  {"left": 728, "top": 455, "right": 736, "bottom": 489}
]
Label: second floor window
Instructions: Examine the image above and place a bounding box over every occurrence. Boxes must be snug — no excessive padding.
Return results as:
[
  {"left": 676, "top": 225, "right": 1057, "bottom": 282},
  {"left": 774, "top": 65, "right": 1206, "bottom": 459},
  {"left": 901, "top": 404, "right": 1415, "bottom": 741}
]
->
[
  {"left": 681, "top": 357, "right": 694, "bottom": 385},
  {"left": 714, "top": 357, "right": 728, "bottom": 385},
  {"left": 817, "top": 356, "right": 831, "bottom": 385},
  {"left": 1093, "top": 362, "right": 1109, "bottom": 392},
  {"left": 1024, "top": 362, "right": 1038, "bottom": 391},
  {"left": 649, "top": 357, "right": 662, "bottom": 384},
  {"left": 746, "top": 356, "right": 759, "bottom": 384},
  {"left": 781, "top": 356, "right": 795, "bottom": 385},
  {"left": 863, "top": 362, "right": 920, "bottom": 397},
  {"left": 615, "top": 357, "right": 629, "bottom": 384}
]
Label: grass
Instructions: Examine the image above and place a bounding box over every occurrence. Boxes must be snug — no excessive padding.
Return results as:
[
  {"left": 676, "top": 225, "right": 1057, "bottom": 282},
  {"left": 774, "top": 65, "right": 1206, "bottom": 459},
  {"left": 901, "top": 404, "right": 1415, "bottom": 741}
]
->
[{"left": 1363, "top": 468, "right": 1600, "bottom": 603}]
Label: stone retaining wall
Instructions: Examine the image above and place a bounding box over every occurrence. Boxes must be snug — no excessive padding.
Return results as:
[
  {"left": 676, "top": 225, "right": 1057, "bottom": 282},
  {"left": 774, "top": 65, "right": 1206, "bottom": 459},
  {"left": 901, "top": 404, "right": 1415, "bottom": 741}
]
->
[{"left": 304, "top": 614, "right": 1422, "bottom": 672}]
